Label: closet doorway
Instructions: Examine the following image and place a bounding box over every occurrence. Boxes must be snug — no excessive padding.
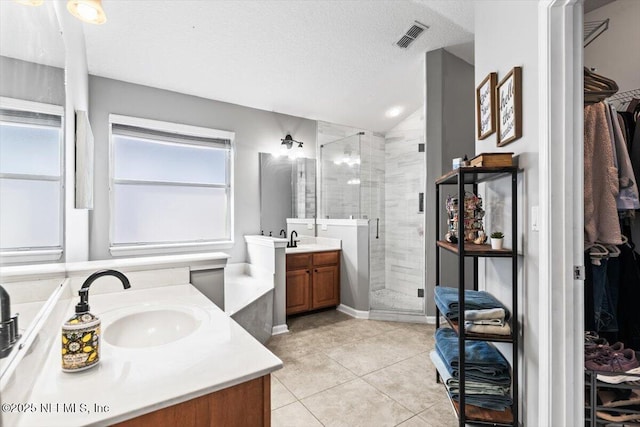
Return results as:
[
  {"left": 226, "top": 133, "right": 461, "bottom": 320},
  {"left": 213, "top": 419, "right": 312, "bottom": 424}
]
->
[{"left": 583, "top": 0, "right": 640, "bottom": 424}]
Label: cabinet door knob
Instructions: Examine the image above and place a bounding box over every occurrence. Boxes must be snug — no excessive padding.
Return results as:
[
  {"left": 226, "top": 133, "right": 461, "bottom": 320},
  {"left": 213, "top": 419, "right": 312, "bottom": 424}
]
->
[
  {"left": 314, "top": 269, "right": 318, "bottom": 272},
  {"left": 306, "top": 270, "right": 310, "bottom": 274}
]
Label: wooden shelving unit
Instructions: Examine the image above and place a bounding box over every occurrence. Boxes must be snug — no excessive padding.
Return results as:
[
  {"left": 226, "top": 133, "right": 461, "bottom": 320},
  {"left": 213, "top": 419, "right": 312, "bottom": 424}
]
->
[{"left": 434, "top": 166, "right": 520, "bottom": 427}]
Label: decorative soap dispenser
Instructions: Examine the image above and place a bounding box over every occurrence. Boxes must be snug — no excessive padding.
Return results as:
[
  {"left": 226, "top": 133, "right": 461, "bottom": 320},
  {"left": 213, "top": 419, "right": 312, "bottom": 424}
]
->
[{"left": 62, "top": 269, "right": 130, "bottom": 372}]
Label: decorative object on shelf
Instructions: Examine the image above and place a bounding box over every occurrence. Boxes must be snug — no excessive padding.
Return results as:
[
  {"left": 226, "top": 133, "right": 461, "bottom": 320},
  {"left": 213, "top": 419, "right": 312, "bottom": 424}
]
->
[
  {"left": 446, "top": 192, "right": 485, "bottom": 242},
  {"left": 476, "top": 72, "right": 497, "bottom": 139},
  {"left": 490, "top": 231, "right": 504, "bottom": 250},
  {"left": 497, "top": 67, "right": 522, "bottom": 146},
  {"left": 452, "top": 157, "right": 462, "bottom": 169},
  {"left": 470, "top": 152, "right": 514, "bottom": 168}
]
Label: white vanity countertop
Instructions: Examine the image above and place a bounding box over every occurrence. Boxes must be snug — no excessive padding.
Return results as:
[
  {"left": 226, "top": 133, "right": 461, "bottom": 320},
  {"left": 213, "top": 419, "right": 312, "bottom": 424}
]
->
[
  {"left": 16, "top": 283, "right": 282, "bottom": 427},
  {"left": 285, "top": 237, "right": 342, "bottom": 254}
]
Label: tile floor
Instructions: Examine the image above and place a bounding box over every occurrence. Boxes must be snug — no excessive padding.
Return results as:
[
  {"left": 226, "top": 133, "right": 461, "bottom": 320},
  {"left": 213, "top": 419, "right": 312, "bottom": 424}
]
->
[{"left": 266, "top": 309, "right": 458, "bottom": 427}]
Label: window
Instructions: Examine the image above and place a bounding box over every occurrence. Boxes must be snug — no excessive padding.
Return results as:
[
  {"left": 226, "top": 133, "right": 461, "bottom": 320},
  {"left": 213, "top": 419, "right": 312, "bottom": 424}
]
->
[
  {"left": 109, "top": 115, "right": 234, "bottom": 255},
  {"left": 0, "top": 98, "right": 64, "bottom": 262}
]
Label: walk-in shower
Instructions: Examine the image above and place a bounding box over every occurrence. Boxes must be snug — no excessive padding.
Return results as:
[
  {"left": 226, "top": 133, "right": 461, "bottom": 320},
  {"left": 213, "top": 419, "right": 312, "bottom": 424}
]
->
[{"left": 319, "top": 122, "right": 425, "bottom": 315}]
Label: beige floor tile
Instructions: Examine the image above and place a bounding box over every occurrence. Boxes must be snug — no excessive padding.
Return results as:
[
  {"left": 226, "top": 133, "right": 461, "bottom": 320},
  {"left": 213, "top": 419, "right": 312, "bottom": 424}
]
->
[
  {"left": 271, "top": 401, "right": 323, "bottom": 427},
  {"left": 362, "top": 358, "right": 446, "bottom": 413},
  {"left": 274, "top": 352, "right": 356, "bottom": 399},
  {"left": 301, "top": 378, "right": 414, "bottom": 427},
  {"left": 271, "top": 376, "right": 297, "bottom": 410},
  {"left": 324, "top": 335, "right": 409, "bottom": 376},
  {"left": 417, "top": 400, "right": 458, "bottom": 427},
  {"left": 287, "top": 309, "right": 353, "bottom": 332},
  {"left": 396, "top": 415, "right": 432, "bottom": 427},
  {"left": 324, "top": 327, "right": 431, "bottom": 376}
]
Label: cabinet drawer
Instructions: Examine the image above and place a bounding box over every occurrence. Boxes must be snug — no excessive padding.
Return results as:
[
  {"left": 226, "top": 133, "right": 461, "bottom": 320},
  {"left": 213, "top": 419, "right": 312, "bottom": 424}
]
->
[
  {"left": 286, "top": 253, "right": 312, "bottom": 270},
  {"left": 312, "top": 251, "right": 340, "bottom": 266}
]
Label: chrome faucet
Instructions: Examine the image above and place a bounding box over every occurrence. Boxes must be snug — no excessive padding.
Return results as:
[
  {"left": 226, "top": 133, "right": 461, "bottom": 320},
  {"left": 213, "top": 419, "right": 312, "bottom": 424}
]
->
[
  {"left": 280, "top": 229, "right": 287, "bottom": 238},
  {"left": 0, "top": 284, "right": 20, "bottom": 359},
  {"left": 288, "top": 230, "right": 299, "bottom": 248}
]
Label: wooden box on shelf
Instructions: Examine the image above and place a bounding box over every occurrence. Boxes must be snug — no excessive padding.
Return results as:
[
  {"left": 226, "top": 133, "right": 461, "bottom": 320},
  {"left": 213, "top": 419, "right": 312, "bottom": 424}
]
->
[{"left": 469, "top": 152, "right": 514, "bottom": 168}]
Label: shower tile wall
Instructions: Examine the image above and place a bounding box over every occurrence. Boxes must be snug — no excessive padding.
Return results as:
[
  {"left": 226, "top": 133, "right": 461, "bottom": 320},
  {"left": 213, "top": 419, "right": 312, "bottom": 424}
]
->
[{"left": 384, "top": 109, "right": 425, "bottom": 298}]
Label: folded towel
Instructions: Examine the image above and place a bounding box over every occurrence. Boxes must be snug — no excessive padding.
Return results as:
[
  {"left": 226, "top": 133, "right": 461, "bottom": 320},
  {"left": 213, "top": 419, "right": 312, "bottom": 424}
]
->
[
  {"left": 435, "top": 287, "right": 510, "bottom": 321},
  {"left": 435, "top": 328, "right": 511, "bottom": 385},
  {"left": 430, "top": 351, "right": 510, "bottom": 396},
  {"left": 464, "top": 322, "right": 512, "bottom": 336},
  {"left": 466, "top": 318, "right": 504, "bottom": 326},
  {"left": 465, "top": 308, "right": 506, "bottom": 321}
]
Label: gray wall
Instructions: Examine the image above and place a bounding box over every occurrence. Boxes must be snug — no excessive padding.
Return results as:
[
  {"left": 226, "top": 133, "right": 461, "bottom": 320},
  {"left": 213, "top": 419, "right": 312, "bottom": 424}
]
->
[
  {"left": 88, "top": 75, "right": 317, "bottom": 263},
  {"left": 425, "top": 48, "right": 475, "bottom": 316},
  {"left": 0, "top": 56, "right": 64, "bottom": 106}
]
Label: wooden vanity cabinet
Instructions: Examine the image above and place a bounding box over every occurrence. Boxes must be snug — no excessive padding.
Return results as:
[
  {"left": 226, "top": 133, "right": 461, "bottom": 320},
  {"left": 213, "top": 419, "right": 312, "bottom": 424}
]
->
[
  {"left": 286, "top": 250, "right": 340, "bottom": 315},
  {"left": 112, "top": 374, "right": 271, "bottom": 427}
]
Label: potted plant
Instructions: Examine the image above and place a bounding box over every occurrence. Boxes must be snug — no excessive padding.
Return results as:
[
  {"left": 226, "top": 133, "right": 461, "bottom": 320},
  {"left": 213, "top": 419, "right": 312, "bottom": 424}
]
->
[{"left": 490, "top": 231, "right": 504, "bottom": 250}]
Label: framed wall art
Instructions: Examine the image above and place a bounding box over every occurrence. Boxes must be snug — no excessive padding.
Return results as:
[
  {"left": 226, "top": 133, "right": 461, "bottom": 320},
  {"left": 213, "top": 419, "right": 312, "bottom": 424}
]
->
[
  {"left": 476, "top": 72, "right": 497, "bottom": 139},
  {"left": 496, "top": 66, "right": 522, "bottom": 146}
]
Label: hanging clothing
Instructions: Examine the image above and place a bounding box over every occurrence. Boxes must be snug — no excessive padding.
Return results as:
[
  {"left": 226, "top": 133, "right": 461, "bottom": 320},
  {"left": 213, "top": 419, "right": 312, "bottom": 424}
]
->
[
  {"left": 584, "top": 102, "right": 623, "bottom": 246},
  {"left": 608, "top": 103, "right": 640, "bottom": 210}
]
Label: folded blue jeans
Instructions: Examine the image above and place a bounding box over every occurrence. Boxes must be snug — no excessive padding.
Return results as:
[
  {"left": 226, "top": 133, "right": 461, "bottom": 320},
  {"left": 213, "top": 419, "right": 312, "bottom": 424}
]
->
[{"left": 435, "top": 286, "right": 510, "bottom": 320}]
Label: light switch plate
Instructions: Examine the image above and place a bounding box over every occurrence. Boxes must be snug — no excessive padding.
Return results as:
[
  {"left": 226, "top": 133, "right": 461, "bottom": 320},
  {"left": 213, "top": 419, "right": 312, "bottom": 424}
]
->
[
  {"left": 307, "top": 223, "right": 313, "bottom": 230},
  {"left": 321, "top": 224, "right": 328, "bottom": 231},
  {"left": 531, "top": 206, "right": 539, "bottom": 232}
]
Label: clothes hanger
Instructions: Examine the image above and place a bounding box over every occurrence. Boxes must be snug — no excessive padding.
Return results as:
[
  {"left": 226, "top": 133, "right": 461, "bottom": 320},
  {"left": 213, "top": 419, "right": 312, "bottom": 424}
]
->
[
  {"left": 587, "top": 243, "right": 609, "bottom": 265},
  {"left": 584, "top": 68, "right": 619, "bottom": 104}
]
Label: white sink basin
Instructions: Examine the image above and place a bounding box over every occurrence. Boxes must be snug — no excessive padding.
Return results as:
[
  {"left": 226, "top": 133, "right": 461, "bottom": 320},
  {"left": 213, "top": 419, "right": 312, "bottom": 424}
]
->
[{"left": 103, "top": 308, "right": 201, "bottom": 348}]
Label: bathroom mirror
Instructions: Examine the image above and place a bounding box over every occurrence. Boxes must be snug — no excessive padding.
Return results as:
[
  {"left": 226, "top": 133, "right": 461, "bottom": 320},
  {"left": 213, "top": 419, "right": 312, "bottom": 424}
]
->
[
  {"left": 0, "top": 0, "right": 66, "bottom": 372},
  {"left": 259, "top": 153, "right": 316, "bottom": 236}
]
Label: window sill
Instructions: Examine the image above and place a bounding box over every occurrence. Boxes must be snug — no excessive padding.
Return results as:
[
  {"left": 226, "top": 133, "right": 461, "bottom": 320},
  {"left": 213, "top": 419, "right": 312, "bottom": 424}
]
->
[
  {"left": 0, "top": 249, "right": 63, "bottom": 265},
  {"left": 109, "top": 241, "right": 233, "bottom": 257}
]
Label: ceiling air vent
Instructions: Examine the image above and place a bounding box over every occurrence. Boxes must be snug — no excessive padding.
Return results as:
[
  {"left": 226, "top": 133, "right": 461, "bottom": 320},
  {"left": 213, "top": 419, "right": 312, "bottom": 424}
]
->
[{"left": 396, "top": 21, "right": 429, "bottom": 49}]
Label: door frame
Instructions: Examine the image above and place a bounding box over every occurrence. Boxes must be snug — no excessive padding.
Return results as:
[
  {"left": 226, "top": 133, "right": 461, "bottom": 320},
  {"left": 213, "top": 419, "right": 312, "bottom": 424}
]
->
[{"left": 537, "top": 0, "right": 584, "bottom": 425}]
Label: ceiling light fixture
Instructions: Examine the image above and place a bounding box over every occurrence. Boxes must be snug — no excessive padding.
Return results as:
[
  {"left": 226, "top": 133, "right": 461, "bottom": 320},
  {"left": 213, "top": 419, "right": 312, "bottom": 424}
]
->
[
  {"left": 385, "top": 106, "right": 404, "bottom": 118},
  {"left": 67, "top": 0, "right": 107, "bottom": 24}
]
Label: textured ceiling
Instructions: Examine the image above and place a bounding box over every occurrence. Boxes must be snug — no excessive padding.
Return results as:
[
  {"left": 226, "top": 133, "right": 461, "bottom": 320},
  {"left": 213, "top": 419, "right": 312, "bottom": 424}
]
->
[
  {"left": 83, "top": 0, "right": 474, "bottom": 132},
  {"left": 0, "top": 1, "right": 65, "bottom": 68}
]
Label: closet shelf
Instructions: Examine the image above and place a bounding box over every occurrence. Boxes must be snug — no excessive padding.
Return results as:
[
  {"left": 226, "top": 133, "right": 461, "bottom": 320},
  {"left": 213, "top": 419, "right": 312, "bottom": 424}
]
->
[
  {"left": 441, "top": 319, "right": 514, "bottom": 343},
  {"left": 437, "top": 241, "right": 514, "bottom": 257}
]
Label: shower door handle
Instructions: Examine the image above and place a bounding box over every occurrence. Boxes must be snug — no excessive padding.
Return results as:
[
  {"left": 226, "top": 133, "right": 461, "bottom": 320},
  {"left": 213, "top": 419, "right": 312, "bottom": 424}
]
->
[{"left": 376, "top": 218, "right": 379, "bottom": 239}]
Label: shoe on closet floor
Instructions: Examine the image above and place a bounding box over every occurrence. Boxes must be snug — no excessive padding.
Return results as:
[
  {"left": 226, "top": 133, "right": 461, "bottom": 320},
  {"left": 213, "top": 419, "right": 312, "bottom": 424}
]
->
[{"left": 585, "top": 349, "right": 639, "bottom": 373}]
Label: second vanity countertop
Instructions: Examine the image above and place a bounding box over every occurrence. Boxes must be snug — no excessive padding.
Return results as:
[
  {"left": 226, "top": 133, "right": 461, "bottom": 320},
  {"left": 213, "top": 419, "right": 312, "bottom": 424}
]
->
[
  {"left": 17, "top": 283, "right": 283, "bottom": 427},
  {"left": 285, "top": 237, "right": 341, "bottom": 254}
]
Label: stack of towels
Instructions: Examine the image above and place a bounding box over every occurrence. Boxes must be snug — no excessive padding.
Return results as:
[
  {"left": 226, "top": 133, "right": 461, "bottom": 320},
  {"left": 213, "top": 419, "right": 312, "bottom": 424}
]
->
[
  {"left": 435, "top": 286, "right": 511, "bottom": 336},
  {"left": 432, "top": 328, "right": 512, "bottom": 411}
]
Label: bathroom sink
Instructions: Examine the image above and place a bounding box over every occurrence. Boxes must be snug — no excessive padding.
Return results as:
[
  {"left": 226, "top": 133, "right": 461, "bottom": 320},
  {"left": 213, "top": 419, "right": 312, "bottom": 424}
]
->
[{"left": 103, "top": 308, "right": 201, "bottom": 348}]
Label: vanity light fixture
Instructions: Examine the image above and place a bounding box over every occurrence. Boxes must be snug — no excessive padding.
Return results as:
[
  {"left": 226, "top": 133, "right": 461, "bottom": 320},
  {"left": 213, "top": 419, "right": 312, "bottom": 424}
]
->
[
  {"left": 279, "top": 134, "right": 304, "bottom": 160},
  {"left": 67, "top": 0, "right": 107, "bottom": 24}
]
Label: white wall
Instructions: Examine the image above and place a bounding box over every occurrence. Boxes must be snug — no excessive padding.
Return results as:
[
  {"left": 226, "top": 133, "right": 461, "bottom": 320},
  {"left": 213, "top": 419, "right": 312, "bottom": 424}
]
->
[
  {"left": 88, "top": 76, "right": 317, "bottom": 263},
  {"left": 584, "top": 0, "right": 640, "bottom": 93},
  {"left": 475, "top": 1, "right": 540, "bottom": 425}
]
